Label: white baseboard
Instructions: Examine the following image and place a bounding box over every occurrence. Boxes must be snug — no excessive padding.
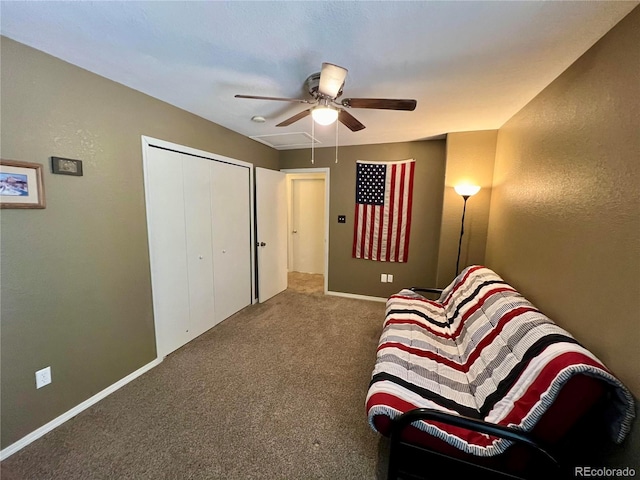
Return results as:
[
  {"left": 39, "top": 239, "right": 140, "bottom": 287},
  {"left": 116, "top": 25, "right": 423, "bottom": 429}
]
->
[
  {"left": 326, "top": 290, "right": 387, "bottom": 303},
  {"left": 0, "top": 357, "right": 163, "bottom": 461}
]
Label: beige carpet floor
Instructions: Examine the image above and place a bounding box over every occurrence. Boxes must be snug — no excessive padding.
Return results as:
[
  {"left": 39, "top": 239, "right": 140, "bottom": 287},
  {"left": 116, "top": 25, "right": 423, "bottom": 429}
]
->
[
  {"left": 287, "top": 271, "right": 324, "bottom": 296},
  {"left": 1, "top": 274, "right": 390, "bottom": 479}
]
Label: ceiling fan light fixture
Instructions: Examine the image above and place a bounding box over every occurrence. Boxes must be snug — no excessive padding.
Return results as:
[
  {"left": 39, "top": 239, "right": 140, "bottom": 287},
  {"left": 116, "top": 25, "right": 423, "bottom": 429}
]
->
[
  {"left": 236, "top": 62, "right": 416, "bottom": 132},
  {"left": 311, "top": 106, "right": 339, "bottom": 125}
]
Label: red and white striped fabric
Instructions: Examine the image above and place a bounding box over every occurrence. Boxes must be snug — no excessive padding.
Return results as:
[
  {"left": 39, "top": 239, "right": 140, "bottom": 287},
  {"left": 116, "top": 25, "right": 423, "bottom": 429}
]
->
[
  {"left": 366, "top": 266, "right": 636, "bottom": 457},
  {"left": 352, "top": 159, "right": 415, "bottom": 262}
]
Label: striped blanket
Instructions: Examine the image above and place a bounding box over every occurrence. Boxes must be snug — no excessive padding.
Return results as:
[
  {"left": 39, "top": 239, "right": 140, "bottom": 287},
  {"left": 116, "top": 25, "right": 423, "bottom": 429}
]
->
[{"left": 366, "top": 266, "right": 635, "bottom": 457}]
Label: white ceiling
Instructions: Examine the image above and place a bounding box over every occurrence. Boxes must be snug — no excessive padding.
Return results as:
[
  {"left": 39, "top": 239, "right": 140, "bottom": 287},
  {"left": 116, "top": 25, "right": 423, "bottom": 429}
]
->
[{"left": 1, "top": 1, "right": 637, "bottom": 150}]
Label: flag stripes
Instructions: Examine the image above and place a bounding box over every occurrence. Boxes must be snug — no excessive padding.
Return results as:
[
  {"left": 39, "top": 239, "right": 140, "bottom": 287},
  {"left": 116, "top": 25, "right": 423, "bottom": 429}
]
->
[{"left": 353, "top": 159, "right": 415, "bottom": 262}]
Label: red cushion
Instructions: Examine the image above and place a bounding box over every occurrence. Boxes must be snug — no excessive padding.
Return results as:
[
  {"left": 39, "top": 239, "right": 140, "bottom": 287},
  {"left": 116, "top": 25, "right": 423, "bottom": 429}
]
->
[{"left": 374, "top": 374, "right": 606, "bottom": 473}]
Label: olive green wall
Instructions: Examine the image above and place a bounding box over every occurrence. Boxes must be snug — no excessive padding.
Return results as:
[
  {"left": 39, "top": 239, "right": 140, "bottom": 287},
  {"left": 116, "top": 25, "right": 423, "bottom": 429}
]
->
[
  {"left": 436, "top": 131, "right": 497, "bottom": 287},
  {"left": 3, "top": 3, "right": 639, "bottom": 462},
  {"left": 280, "top": 141, "right": 446, "bottom": 298},
  {"left": 0, "top": 37, "right": 278, "bottom": 449},
  {"left": 486, "top": 6, "right": 640, "bottom": 400}
]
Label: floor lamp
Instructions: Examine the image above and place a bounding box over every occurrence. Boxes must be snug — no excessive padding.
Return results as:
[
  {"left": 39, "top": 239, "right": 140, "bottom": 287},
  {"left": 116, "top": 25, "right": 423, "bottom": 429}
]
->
[{"left": 454, "top": 185, "right": 481, "bottom": 276}]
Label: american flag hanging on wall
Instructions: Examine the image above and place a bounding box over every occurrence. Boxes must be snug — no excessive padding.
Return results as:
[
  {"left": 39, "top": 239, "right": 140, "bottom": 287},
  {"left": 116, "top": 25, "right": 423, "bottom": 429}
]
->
[{"left": 353, "top": 159, "right": 415, "bottom": 262}]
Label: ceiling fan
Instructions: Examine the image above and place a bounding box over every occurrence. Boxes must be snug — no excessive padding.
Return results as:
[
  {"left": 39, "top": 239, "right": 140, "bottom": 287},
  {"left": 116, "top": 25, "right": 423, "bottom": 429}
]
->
[{"left": 235, "top": 63, "right": 417, "bottom": 132}]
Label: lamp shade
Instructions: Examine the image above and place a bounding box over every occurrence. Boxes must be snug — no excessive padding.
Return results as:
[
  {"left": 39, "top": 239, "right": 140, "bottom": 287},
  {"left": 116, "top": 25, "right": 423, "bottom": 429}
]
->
[
  {"left": 311, "top": 106, "right": 339, "bottom": 125},
  {"left": 454, "top": 185, "right": 481, "bottom": 197}
]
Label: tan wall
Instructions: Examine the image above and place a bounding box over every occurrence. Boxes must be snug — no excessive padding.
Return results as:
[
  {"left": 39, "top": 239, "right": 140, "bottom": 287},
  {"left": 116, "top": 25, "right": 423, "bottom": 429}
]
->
[
  {"left": 486, "top": 8, "right": 640, "bottom": 397},
  {"left": 436, "top": 131, "right": 497, "bottom": 287},
  {"left": 280, "top": 140, "right": 446, "bottom": 298},
  {"left": 0, "top": 37, "right": 278, "bottom": 448}
]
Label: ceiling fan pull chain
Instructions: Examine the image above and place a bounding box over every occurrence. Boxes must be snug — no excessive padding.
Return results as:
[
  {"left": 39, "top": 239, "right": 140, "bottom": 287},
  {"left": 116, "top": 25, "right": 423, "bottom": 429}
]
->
[
  {"left": 335, "top": 118, "right": 339, "bottom": 163},
  {"left": 311, "top": 115, "right": 315, "bottom": 164}
]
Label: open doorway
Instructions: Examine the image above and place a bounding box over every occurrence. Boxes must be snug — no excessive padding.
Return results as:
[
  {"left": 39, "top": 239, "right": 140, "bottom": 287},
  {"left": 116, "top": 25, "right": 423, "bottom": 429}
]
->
[{"left": 282, "top": 168, "right": 330, "bottom": 295}]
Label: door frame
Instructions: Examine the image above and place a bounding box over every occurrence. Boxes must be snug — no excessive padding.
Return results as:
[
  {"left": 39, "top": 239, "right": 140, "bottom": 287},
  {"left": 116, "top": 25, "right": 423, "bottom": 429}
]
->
[
  {"left": 281, "top": 168, "right": 330, "bottom": 294},
  {"left": 288, "top": 175, "right": 325, "bottom": 274},
  {"left": 142, "top": 136, "right": 256, "bottom": 358}
]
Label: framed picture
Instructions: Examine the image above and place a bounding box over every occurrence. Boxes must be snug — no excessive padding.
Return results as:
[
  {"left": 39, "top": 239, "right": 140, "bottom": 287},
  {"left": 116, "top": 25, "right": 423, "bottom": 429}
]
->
[
  {"left": 52, "top": 156, "right": 83, "bottom": 176},
  {"left": 0, "top": 159, "right": 46, "bottom": 209}
]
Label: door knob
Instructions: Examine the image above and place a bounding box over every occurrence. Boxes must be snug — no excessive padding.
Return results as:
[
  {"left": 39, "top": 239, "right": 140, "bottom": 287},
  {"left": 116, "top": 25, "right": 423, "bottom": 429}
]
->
[
  {"left": 292, "top": 230, "right": 298, "bottom": 234},
  {"left": 260, "top": 242, "right": 267, "bottom": 247}
]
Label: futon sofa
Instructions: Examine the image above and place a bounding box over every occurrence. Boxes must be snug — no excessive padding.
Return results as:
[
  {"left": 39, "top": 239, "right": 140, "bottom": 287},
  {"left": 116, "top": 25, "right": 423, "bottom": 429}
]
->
[{"left": 366, "top": 266, "right": 635, "bottom": 479}]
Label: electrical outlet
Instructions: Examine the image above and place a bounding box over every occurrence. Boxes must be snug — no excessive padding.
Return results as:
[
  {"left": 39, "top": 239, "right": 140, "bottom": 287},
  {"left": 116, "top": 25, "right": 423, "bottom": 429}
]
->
[
  {"left": 387, "top": 274, "right": 394, "bottom": 283},
  {"left": 380, "top": 274, "right": 388, "bottom": 283},
  {"left": 35, "top": 366, "right": 52, "bottom": 389}
]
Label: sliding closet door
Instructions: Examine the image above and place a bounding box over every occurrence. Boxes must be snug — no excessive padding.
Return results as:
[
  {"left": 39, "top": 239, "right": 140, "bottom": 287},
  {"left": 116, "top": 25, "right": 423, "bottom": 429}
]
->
[
  {"left": 146, "top": 148, "right": 191, "bottom": 357},
  {"left": 183, "top": 156, "right": 217, "bottom": 339},
  {"left": 145, "top": 140, "right": 254, "bottom": 359},
  {"left": 211, "top": 161, "right": 252, "bottom": 322}
]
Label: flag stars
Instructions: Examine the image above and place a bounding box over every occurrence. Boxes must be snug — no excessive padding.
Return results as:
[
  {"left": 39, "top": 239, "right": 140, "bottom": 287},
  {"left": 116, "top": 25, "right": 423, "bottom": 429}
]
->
[{"left": 356, "top": 163, "right": 386, "bottom": 205}]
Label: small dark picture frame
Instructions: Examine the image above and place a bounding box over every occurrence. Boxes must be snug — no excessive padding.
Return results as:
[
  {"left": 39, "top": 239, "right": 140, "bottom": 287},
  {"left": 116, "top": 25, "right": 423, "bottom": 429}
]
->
[{"left": 52, "top": 157, "right": 83, "bottom": 176}]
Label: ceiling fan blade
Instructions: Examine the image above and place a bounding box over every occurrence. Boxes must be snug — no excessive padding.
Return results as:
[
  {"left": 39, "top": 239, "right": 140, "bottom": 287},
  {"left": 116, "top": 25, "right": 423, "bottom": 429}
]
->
[
  {"left": 235, "top": 94, "right": 311, "bottom": 104},
  {"left": 319, "top": 63, "right": 348, "bottom": 98},
  {"left": 338, "top": 109, "right": 366, "bottom": 132},
  {"left": 341, "top": 98, "right": 417, "bottom": 111},
  {"left": 276, "top": 109, "right": 312, "bottom": 127}
]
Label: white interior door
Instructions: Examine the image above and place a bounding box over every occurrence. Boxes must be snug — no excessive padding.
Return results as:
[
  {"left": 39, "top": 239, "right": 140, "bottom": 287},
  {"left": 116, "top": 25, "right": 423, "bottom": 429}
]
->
[
  {"left": 144, "top": 138, "right": 255, "bottom": 358},
  {"left": 256, "top": 167, "right": 288, "bottom": 302},
  {"left": 183, "top": 155, "right": 216, "bottom": 340},
  {"left": 211, "top": 161, "right": 252, "bottom": 320},
  {"left": 291, "top": 178, "right": 325, "bottom": 274},
  {"left": 145, "top": 148, "right": 192, "bottom": 357}
]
